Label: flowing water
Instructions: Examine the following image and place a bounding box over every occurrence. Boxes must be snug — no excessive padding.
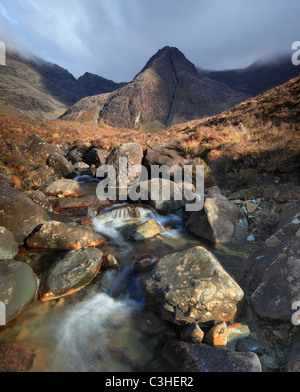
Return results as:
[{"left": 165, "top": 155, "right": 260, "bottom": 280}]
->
[{"left": 0, "top": 182, "right": 255, "bottom": 372}]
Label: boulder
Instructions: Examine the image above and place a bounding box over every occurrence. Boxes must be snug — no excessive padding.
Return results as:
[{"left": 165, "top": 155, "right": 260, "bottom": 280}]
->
[
  {"left": 0, "top": 227, "right": 18, "bottom": 259},
  {"left": 86, "top": 148, "right": 109, "bottom": 167},
  {"left": 161, "top": 340, "right": 262, "bottom": 372},
  {"left": 51, "top": 195, "right": 113, "bottom": 217},
  {"left": 25, "top": 221, "right": 106, "bottom": 251},
  {"left": 251, "top": 228, "right": 300, "bottom": 321},
  {"left": 137, "top": 178, "right": 186, "bottom": 214},
  {"left": 244, "top": 218, "right": 300, "bottom": 292},
  {"left": 141, "top": 246, "right": 244, "bottom": 326},
  {"left": 47, "top": 153, "right": 75, "bottom": 178},
  {"left": 0, "top": 260, "right": 37, "bottom": 323},
  {"left": 39, "top": 247, "right": 103, "bottom": 301},
  {"left": 133, "top": 219, "right": 163, "bottom": 241},
  {"left": 0, "top": 180, "right": 50, "bottom": 245},
  {"left": 277, "top": 201, "right": 300, "bottom": 230},
  {"left": 143, "top": 142, "right": 187, "bottom": 169},
  {"left": 106, "top": 143, "right": 143, "bottom": 186},
  {"left": 45, "top": 179, "right": 85, "bottom": 198},
  {"left": 186, "top": 193, "right": 249, "bottom": 244}
]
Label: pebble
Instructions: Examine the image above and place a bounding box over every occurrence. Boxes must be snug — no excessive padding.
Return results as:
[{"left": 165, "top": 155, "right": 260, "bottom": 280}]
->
[
  {"left": 205, "top": 322, "right": 228, "bottom": 347},
  {"left": 247, "top": 235, "right": 256, "bottom": 243}
]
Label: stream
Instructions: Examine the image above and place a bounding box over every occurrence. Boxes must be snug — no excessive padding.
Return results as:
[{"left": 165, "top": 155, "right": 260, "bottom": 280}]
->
[{"left": 0, "top": 176, "right": 255, "bottom": 372}]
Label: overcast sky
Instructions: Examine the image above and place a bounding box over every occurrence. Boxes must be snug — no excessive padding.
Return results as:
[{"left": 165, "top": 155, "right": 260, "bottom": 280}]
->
[{"left": 0, "top": 0, "right": 299, "bottom": 82}]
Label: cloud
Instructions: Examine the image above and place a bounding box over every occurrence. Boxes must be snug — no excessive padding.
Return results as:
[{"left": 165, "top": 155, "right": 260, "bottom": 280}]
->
[{"left": 0, "top": 0, "right": 299, "bottom": 82}]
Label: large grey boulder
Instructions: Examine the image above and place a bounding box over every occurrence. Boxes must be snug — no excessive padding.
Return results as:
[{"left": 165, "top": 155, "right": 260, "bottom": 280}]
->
[
  {"left": 47, "top": 153, "right": 75, "bottom": 179},
  {"left": 45, "top": 179, "right": 85, "bottom": 198},
  {"left": 0, "top": 181, "right": 50, "bottom": 245},
  {"left": 39, "top": 247, "right": 103, "bottom": 301},
  {"left": 0, "top": 227, "right": 18, "bottom": 260},
  {"left": 186, "top": 192, "right": 249, "bottom": 244},
  {"left": 25, "top": 221, "right": 106, "bottom": 251},
  {"left": 251, "top": 227, "right": 300, "bottom": 321},
  {"left": 106, "top": 143, "right": 143, "bottom": 187},
  {"left": 0, "top": 260, "right": 37, "bottom": 323},
  {"left": 161, "top": 340, "right": 262, "bottom": 372},
  {"left": 141, "top": 246, "right": 244, "bottom": 326}
]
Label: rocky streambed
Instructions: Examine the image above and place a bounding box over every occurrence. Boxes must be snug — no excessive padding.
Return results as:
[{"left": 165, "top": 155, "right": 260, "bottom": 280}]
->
[{"left": 0, "top": 138, "right": 300, "bottom": 373}]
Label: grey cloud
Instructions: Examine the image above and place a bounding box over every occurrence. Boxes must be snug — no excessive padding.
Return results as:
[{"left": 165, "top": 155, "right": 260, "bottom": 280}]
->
[{"left": 0, "top": 0, "right": 299, "bottom": 82}]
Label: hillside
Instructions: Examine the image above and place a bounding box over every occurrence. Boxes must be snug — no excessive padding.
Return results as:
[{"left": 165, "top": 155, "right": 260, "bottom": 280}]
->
[
  {"left": 0, "top": 51, "right": 125, "bottom": 120},
  {"left": 60, "top": 46, "right": 248, "bottom": 128}
]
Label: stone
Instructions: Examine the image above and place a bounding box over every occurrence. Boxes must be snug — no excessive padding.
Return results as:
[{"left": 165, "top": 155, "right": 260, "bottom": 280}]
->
[
  {"left": 106, "top": 143, "right": 144, "bottom": 187},
  {"left": 143, "top": 142, "right": 187, "bottom": 170},
  {"left": 0, "top": 260, "right": 37, "bottom": 323},
  {"left": 205, "top": 322, "right": 228, "bottom": 347},
  {"left": 0, "top": 227, "right": 18, "bottom": 259},
  {"left": 277, "top": 201, "right": 300, "bottom": 230},
  {"left": 227, "top": 323, "right": 251, "bottom": 350},
  {"left": 102, "top": 254, "right": 119, "bottom": 271},
  {"left": 161, "top": 340, "right": 262, "bottom": 372},
  {"left": 180, "top": 324, "right": 204, "bottom": 344},
  {"left": 286, "top": 331, "right": 300, "bottom": 372},
  {"left": 86, "top": 148, "right": 109, "bottom": 167},
  {"left": 244, "top": 218, "right": 300, "bottom": 292},
  {"left": 39, "top": 247, "right": 103, "bottom": 301},
  {"left": 25, "top": 190, "right": 49, "bottom": 209},
  {"left": 246, "top": 202, "right": 259, "bottom": 214},
  {"left": 25, "top": 221, "right": 106, "bottom": 251},
  {"left": 47, "top": 153, "right": 75, "bottom": 178},
  {"left": 186, "top": 193, "right": 249, "bottom": 245},
  {"left": 236, "top": 338, "right": 265, "bottom": 355},
  {"left": 141, "top": 246, "right": 244, "bottom": 326},
  {"left": 73, "top": 162, "right": 90, "bottom": 172},
  {"left": 0, "top": 180, "right": 50, "bottom": 245},
  {"left": 247, "top": 235, "right": 255, "bottom": 243},
  {"left": 0, "top": 343, "right": 34, "bottom": 372},
  {"left": 250, "top": 228, "right": 300, "bottom": 321},
  {"left": 45, "top": 179, "right": 85, "bottom": 198},
  {"left": 137, "top": 178, "right": 186, "bottom": 215},
  {"left": 51, "top": 195, "right": 113, "bottom": 217},
  {"left": 133, "top": 219, "right": 163, "bottom": 241}
]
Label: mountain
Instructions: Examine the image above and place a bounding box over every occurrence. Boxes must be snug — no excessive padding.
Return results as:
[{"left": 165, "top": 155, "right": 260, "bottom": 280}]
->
[
  {"left": 205, "top": 56, "right": 300, "bottom": 97},
  {"left": 60, "top": 46, "right": 248, "bottom": 128},
  {"left": 0, "top": 51, "right": 125, "bottom": 120}
]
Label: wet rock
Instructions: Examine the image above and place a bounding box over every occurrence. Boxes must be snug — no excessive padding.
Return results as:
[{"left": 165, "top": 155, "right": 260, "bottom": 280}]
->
[
  {"left": 236, "top": 338, "right": 265, "bottom": 355},
  {"left": 130, "top": 241, "right": 175, "bottom": 272},
  {"left": 250, "top": 227, "right": 300, "bottom": 321},
  {"left": 186, "top": 193, "right": 249, "bottom": 245},
  {"left": 227, "top": 323, "right": 251, "bottom": 350},
  {"left": 51, "top": 195, "right": 113, "bottom": 217},
  {"left": 0, "top": 260, "right": 37, "bottom": 323},
  {"left": 137, "top": 178, "right": 186, "bottom": 215},
  {"left": 180, "top": 323, "right": 204, "bottom": 344},
  {"left": 106, "top": 143, "right": 143, "bottom": 187},
  {"left": 0, "top": 227, "right": 18, "bottom": 259},
  {"left": 161, "top": 340, "right": 262, "bottom": 372},
  {"left": 45, "top": 179, "right": 85, "bottom": 198},
  {"left": 0, "top": 180, "right": 50, "bottom": 245},
  {"left": 0, "top": 343, "right": 35, "bottom": 372},
  {"left": 102, "top": 254, "right": 119, "bottom": 271},
  {"left": 260, "top": 353, "right": 279, "bottom": 370},
  {"left": 205, "top": 322, "right": 228, "bottom": 347},
  {"left": 141, "top": 246, "right": 244, "bottom": 326},
  {"left": 39, "top": 247, "right": 103, "bottom": 301},
  {"left": 133, "top": 219, "right": 163, "bottom": 241},
  {"left": 25, "top": 221, "right": 106, "bottom": 251},
  {"left": 47, "top": 153, "right": 76, "bottom": 179}
]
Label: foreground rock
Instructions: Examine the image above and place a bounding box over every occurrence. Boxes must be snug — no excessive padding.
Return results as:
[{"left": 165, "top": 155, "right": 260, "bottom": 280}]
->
[
  {"left": 106, "top": 143, "right": 143, "bottom": 187},
  {"left": 47, "top": 153, "right": 75, "bottom": 179},
  {"left": 186, "top": 189, "right": 249, "bottom": 244},
  {"left": 0, "top": 181, "right": 50, "bottom": 245},
  {"left": 0, "top": 227, "right": 18, "bottom": 259},
  {"left": 0, "top": 260, "right": 37, "bottom": 323},
  {"left": 45, "top": 179, "right": 85, "bottom": 198},
  {"left": 51, "top": 195, "right": 113, "bottom": 217},
  {"left": 133, "top": 219, "right": 164, "bottom": 241},
  {"left": 0, "top": 343, "right": 35, "bottom": 372},
  {"left": 39, "top": 247, "right": 103, "bottom": 301},
  {"left": 141, "top": 246, "right": 244, "bottom": 325},
  {"left": 25, "top": 221, "right": 106, "bottom": 251},
  {"left": 161, "top": 340, "right": 262, "bottom": 372},
  {"left": 251, "top": 227, "right": 300, "bottom": 321}
]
